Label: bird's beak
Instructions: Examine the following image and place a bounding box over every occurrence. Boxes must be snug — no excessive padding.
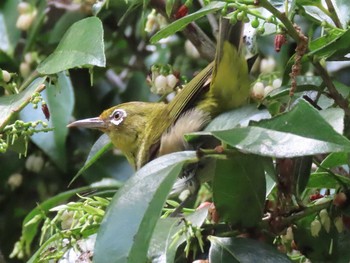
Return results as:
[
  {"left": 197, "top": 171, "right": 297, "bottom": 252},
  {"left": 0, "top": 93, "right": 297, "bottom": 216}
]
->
[{"left": 67, "top": 117, "right": 107, "bottom": 130}]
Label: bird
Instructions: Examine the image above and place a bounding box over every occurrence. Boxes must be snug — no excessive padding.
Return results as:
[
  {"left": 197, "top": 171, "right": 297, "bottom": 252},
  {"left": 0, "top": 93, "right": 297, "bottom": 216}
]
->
[{"left": 68, "top": 17, "right": 251, "bottom": 173}]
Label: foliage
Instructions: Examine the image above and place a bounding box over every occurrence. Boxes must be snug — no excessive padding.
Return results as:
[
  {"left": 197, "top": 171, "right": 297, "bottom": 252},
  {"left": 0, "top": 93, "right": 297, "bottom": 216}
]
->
[{"left": 1, "top": 0, "right": 350, "bottom": 262}]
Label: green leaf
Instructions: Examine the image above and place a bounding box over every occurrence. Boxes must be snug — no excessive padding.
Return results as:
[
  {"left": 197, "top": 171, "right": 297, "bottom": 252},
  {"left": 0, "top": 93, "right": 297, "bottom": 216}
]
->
[
  {"left": 148, "top": 206, "right": 209, "bottom": 263},
  {"left": 317, "top": 152, "right": 349, "bottom": 170},
  {"left": 208, "top": 236, "right": 291, "bottom": 263},
  {"left": 20, "top": 72, "right": 74, "bottom": 171},
  {"left": 213, "top": 154, "right": 266, "bottom": 227},
  {"left": 165, "top": 0, "right": 175, "bottom": 18},
  {"left": 37, "top": 17, "right": 105, "bottom": 74},
  {"left": 150, "top": 1, "right": 225, "bottom": 43},
  {"left": 309, "top": 28, "right": 350, "bottom": 60},
  {"left": 209, "top": 100, "right": 350, "bottom": 158},
  {"left": 69, "top": 134, "right": 113, "bottom": 186},
  {"left": 0, "top": 0, "right": 20, "bottom": 55},
  {"left": 93, "top": 151, "right": 197, "bottom": 263},
  {"left": 204, "top": 105, "right": 271, "bottom": 132},
  {"left": 0, "top": 77, "right": 46, "bottom": 130},
  {"left": 307, "top": 172, "right": 350, "bottom": 188},
  {"left": 48, "top": 11, "right": 86, "bottom": 44}
]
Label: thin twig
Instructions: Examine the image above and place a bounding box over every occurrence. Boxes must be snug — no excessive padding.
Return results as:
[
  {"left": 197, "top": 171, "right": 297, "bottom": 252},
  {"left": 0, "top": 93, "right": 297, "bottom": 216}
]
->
[
  {"left": 324, "top": 0, "right": 342, "bottom": 28},
  {"left": 313, "top": 61, "right": 350, "bottom": 117}
]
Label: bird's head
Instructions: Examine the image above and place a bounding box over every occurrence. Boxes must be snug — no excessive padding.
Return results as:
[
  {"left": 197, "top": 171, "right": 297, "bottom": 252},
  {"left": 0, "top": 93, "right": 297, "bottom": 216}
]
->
[{"left": 68, "top": 101, "right": 164, "bottom": 168}]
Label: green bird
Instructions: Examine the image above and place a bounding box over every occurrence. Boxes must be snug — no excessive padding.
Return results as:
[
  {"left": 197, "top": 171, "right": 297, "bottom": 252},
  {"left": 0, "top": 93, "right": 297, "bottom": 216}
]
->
[{"left": 68, "top": 18, "right": 251, "bottom": 171}]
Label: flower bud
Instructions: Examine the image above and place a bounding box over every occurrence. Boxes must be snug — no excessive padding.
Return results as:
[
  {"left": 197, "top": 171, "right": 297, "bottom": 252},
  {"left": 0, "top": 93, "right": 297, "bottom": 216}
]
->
[
  {"left": 260, "top": 57, "right": 276, "bottom": 74},
  {"left": 166, "top": 74, "right": 178, "bottom": 89},
  {"left": 154, "top": 74, "right": 168, "bottom": 93},
  {"left": 8, "top": 173, "right": 23, "bottom": 190},
  {"left": 319, "top": 209, "right": 331, "bottom": 233},
  {"left": 264, "top": 85, "right": 274, "bottom": 97},
  {"left": 334, "top": 216, "right": 344, "bottom": 233},
  {"left": 20, "top": 62, "right": 31, "bottom": 78},
  {"left": 2, "top": 70, "right": 11, "bottom": 82},
  {"left": 16, "top": 10, "right": 37, "bottom": 31},
  {"left": 310, "top": 219, "right": 321, "bottom": 237},
  {"left": 145, "top": 10, "right": 157, "bottom": 32},
  {"left": 272, "top": 78, "right": 282, "bottom": 89},
  {"left": 250, "top": 81, "right": 265, "bottom": 100},
  {"left": 25, "top": 154, "right": 44, "bottom": 173},
  {"left": 61, "top": 210, "right": 74, "bottom": 230},
  {"left": 17, "top": 2, "right": 31, "bottom": 14}
]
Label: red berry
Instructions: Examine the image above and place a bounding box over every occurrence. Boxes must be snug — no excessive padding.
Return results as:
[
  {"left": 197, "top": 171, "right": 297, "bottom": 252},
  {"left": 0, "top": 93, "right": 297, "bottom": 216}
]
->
[
  {"left": 41, "top": 103, "right": 50, "bottom": 121},
  {"left": 175, "top": 5, "right": 188, "bottom": 19},
  {"left": 274, "top": 34, "right": 287, "bottom": 52}
]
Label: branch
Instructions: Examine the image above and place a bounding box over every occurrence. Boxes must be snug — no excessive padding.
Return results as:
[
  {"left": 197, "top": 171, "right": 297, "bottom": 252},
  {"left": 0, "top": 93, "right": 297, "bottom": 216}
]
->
[
  {"left": 325, "top": 0, "right": 342, "bottom": 28},
  {"left": 312, "top": 60, "right": 350, "bottom": 117}
]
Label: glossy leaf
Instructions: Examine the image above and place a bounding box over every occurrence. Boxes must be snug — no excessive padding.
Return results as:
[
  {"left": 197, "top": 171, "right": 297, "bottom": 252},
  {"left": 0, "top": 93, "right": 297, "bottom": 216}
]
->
[
  {"left": 309, "top": 28, "right": 350, "bottom": 60},
  {"left": 209, "top": 100, "right": 350, "bottom": 158},
  {"left": 213, "top": 154, "right": 266, "bottom": 227},
  {"left": 204, "top": 105, "right": 271, "bottom": 132},
  {"left": 93, "top": 151, "right": 197, "bottom": 263},
  {"left": 37, "top": 17, "right": 105, "bottom": 74},
  {"left": 20, "top": 72, "right": 74, "bottom": 171},
  {"left": 208, "top": 236, "right": 291, "bottom": 263},
  {"left": 0, "top": 77, "right": 46, "bottom": 129},
  {"left": 150, "top": 1, "right": 225, "bottom": 43},
  {"left": 307, "top": 172, "right": 350, "bottom": 188},
  {"left": 148, "top": 206, "right": 209, "bottom": 263},
  {"left": 317, "top": 152, "right": 349, "bottom": 170}
]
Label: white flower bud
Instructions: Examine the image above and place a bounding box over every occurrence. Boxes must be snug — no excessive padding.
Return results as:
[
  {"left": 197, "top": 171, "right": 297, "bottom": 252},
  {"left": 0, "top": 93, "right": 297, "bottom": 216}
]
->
[
  {"left": 16, "top": 10, "right": 37, "bottom": 31},
  {"left": 272, "top": 78, "right": 282, "bottom": 89},
  {"left": 24, "top": 53, "right": 33, "bottom": 64},
  {"left": 2, "top": 70, "right": 11, "bottom": 82},
  {"left": 319, "top": 209, "right": 331, "bottom": 233},
  {"left": 25, "top": 154, "right": 44, "bottom": 173},
  {"left": 260, "top": 57, "right": 276, "bottom": 74},
  {"left": 61, "top": 210, "right": 74, "bottom": 230},
  {"left": 285, "top": 226, "right": 294, "bottom": 241},
  {"left": 166, "top": 74, "right": 178, "bottom": 89},
  {"left": 310, "top": 219, "right": 322, "bottom": 237},
  {"left": 17, "top": 2, "right": 31, "bottom": 14},
  {"left": 185, "top": 40, "right": 200, "bottom": 59},
  {"left": 154, "top": 74, "right": 168, "bottom": 94},
  {"left": 264, "top": 85, "right": 274, "bottom": 97},
  {"left": 334, "top": 217, "right": 345, "bottom": 233},
  {"left": 251, "top": 81, "right": 265, "bottom": 100},
  {"left": 20, "top": 62, "right": 31, "bottom": 78},
  {"left": 8, "top": 173, "right": 23, "bottom": 190},
  {"left": 145, "top": 10, "right": 157, "bottom": 32}
]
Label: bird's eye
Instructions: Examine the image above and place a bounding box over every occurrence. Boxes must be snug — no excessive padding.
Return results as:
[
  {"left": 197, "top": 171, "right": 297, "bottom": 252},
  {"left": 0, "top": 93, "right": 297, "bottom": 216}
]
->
[{"left": 109, "top": 109, "right": 127, "bottom": 126}]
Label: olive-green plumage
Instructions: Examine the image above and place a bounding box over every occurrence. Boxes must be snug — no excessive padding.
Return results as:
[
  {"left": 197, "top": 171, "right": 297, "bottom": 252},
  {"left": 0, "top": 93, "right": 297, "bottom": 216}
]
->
[{"left": 68, "top": 18, "right": 250, "bottom": 170}]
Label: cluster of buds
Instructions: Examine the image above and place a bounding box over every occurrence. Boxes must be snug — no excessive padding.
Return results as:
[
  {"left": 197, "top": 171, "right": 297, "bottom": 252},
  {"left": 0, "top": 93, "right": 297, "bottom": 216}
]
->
[
  {"left": 2, "top": 119, "right": 49, "bottom": 156},
  {"left": 250, "top": 78, "right": 282, "bottom": 101},
  {"left": 145, "top": 9, "right": 167, "bottom": 33},
  {"left": 171, "top": 218, "right": 204, "bottom": 258},
  {"left": 16, "top": 2, "right": 37, "bottom": 31},
  {"left": 310, "top": 209, "right": 345, "bottom": 237},
  {"left": 148, "top": 64, "right": 179, "bottom": 95}
]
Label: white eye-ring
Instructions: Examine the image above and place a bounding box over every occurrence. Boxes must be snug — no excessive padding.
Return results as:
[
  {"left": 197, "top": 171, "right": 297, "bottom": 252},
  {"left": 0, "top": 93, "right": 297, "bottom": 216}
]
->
[{"left": 109, "top": 109, "right": 127, "bottom": 126}]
